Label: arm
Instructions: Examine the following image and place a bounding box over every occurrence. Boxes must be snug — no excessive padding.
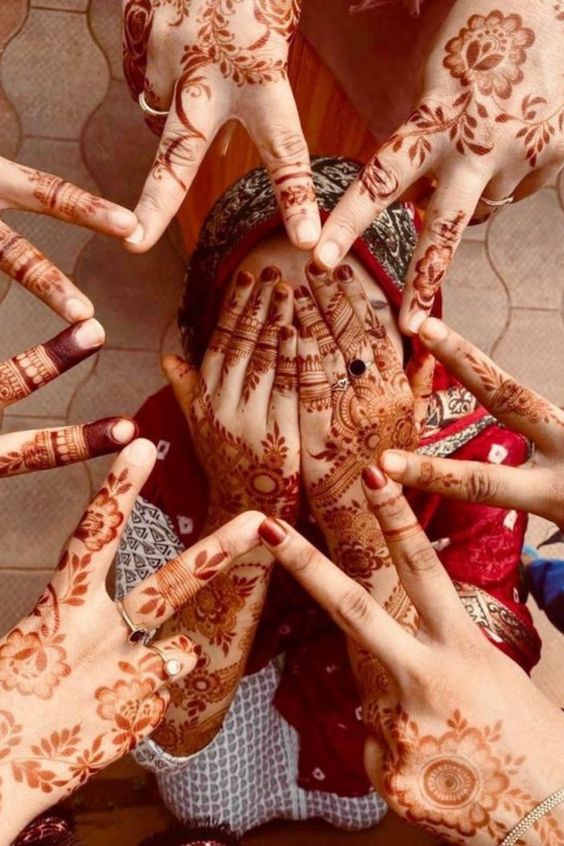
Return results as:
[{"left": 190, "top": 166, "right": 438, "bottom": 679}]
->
[{"left": 151, "top": 268, "right": 300, "bottom": 756}]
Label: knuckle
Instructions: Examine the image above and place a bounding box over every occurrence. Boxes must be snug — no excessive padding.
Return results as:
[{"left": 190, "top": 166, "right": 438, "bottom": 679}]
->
[
  {"left": 463, "top": 465, "right": 499, "bottom": 503},
  {"left": 292, "top": 542, "right": 321, "bottom": 575},
  {"left": 398, "top": 544, "right": 438, "bottom": 576},
  {"left": 264, "top": 128, "right": 309, "bottom": 167},
  {"left": 334, "top": 585, "right": 375, "bottom": 631}
]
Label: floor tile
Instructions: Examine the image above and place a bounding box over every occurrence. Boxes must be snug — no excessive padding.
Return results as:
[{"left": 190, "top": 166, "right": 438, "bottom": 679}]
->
[
  {"left": 89, "top": 0, "right": 124, "bottom": 81},
  {"left": 0, "top": 0, "right": 28, "bottom": 48},
  {"left": 441, "top": 241, "right": 509, "bottom": 355},
  {"left": 492, "top": 309, "right": 564, "bottom": 406},
  {"left": 0, "top": 88, "right": 21, "bottom": 160},
  {"left": 488, "top": 189, "right": 564, "bottom": 310},
  {"left": 2, "top": 138, "right": 99, "bottom": 276},
  {"left": 462, "top": 219, "right": 489, "bottom": 242},
  {"left": 74, "top": 233, "right": 185, "bottom": 351},
  {"left": 2, "top": 8, "right": 109, "bottom": 138},
  {"left": 82, "top": 79, "right": 158, "bottom": 210},
  {"left": 31, "top": 0, "right": 88, "bottom": 9},
  {"left": 0, "top": 569, "right": 52, "bottom": 636}
]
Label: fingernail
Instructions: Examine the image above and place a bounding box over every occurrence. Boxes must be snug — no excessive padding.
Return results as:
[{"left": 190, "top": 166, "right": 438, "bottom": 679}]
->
[
  {"left": 335, "top": 264, "right": 354, "bottom": 283},
  {"left": 274, "top": 285, "right": 290, "bottom": 302},
  {"left": 111, "top": 418, "right": 137, "bottom": 444},
  {"left": 127, "top": 438, "right": 156, "bottom": 465},
  {"left": 261, "top": 266, "right": 280, "bottom": 283},
  {"left": 65, "top": 298, "right": 92, "bottom": 322},
  {"left": 125, "top": 222, "right": 144, "bottom": 245},
  {"left": 362, "top": 465, "right": 387, "bottom": 490},
  {"left": 408, "top": 310, "right": 427, "bottom": 334},
  {"left": 109, "top": 208, "right": 137, "bottom": 233},
  {"left": 317, "top": 241, "right": 341, "bottom": 268},
  {"left": 381, "top": 451, "right": 407, "bottom": 475},
  {"left": 258, "top": 517, "right": 287, "bottom": 546},
  {"left": 307, "top": 260, "right": 325, "bottom": 277},
  {"left": 75, "top": 318, "right": 105, "bottom": 349},
  {"left": 236, "top": 270, "right": 254, "bottom": 288},
  {"left": 295, "top": 219, "right": 320, "bottom": 246},
  {"left": 420, "top": 317, "right": 447, "bottom": 342},
  {"left": 294, "top": 285, "right": 311, "bottom": 299}
]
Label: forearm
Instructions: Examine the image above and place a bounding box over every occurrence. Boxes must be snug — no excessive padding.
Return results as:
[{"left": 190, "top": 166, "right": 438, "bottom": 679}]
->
[{"left": 152, "top": 545, "right": 273, "bottom": 756}]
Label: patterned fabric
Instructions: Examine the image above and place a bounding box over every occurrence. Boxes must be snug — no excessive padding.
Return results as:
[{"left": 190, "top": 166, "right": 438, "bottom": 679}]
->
[{"left": 138, "top": 820, "right": 241, "bottom": 846}]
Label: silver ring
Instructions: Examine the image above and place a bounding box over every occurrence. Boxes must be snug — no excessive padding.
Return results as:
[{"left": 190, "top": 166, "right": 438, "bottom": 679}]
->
[
  {"left": 116, "top": 599, "right": 155, "bottom": 646},
  {"left": 331, "top": 375, "right": 350, "bottom": 392},
  {"left": 138, "top": 91, "right": 170, "bottom": 118},
  {"left": 147, "top": 643, "right": 183, "bottom": 678},
  {"left": 478, "top": 194, "right": 514, "bottom": 208}
]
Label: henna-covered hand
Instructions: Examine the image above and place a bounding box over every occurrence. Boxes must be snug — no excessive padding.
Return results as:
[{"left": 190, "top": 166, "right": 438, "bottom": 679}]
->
[
  {"left": 0, "top": 319, "right": 137, "bottom": 474},
  {"left": 0, "top": 439, "right": 262, "bottom": 844},
  {"left": 0, "top": 156, "right": 137, "bottom": 322},
  {"left": 315, "top": 1, "right": 564, "bottom": 333},
  {"left": 150, "top": 268, "right": 300, "bottom": 756},
  {"left": 122, "top": 0, "right": 320, "bottom": 252},
  {"left": 380, "top": 317, "right": 564, "bottom": 530},
  {"left": 257, "top": 475, "right": 564, "bottom": 845}
]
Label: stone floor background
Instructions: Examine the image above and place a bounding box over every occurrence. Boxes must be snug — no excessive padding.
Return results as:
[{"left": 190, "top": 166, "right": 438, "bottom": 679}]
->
[{"left": 0, "top": 2, "right": 563, "bottom": 842}]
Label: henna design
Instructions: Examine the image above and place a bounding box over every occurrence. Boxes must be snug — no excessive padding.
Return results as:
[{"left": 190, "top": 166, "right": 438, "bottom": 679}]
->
[
  {"left": 297, "top": 349, "right": 332, "bottom": 413},
  {"left": 326, "top": 502, "right": 391, "bottom": 587},
  {"left": 359, "top": 155, "right": 399, "bottom": 203},
  {"left": 555, "top": 2, "right": 564, "bottom": 23},
  {"left": 137, "top": 548, "right": 228, "bottom": 620},
  {"left": 0, "top": 225, "right": 64, "bottom": 299},
  {"left": 409, "top": 245, "right": 452, "bottom": 313},
  {"left": 466, "top": 352, "right": 564, "bottom": 427},
  {"left": 416, "top": 460, "right": 457, "bottom": 490},
  {"left": 208, "top": 270, "right": 254, "bottom": 357},
  {"left": 21, "top": 168, "right": 103, "bottom": 221},
  {"left": 279, "top": 183, "right": 316, "bottom": 209},
  {"left": 294, "top": 288, "right": 338, "bottom": 359},
  {"left": 273, "top": 329, "right": 298, "bottom": 395},
  {"left": 424, "top": 386, "right": 477, "bottom": 431},
  {"left": 242, "top": 323, "right": 279, "bottom": 402},
  {"left": 494, "top": 94, "right": 564, "bottom": 167},
  {"left": 123, "top": 0, "right": 155, "bottom": 96},
  {"left": 373, "top": 707, "right": 564, "bottom": 843},
  {"left": 74, "top": 469, "right": 131, "bottom": 551}
]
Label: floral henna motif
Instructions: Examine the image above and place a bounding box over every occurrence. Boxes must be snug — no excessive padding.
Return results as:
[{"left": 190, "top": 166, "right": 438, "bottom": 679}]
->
[
  {"left": 326, "top": 502, "right": 391, "bottom": 587},
  {"left": 95, "top": 659, "right": 166, "bottom": 751},
  {"left": 74, "top": 470, "right": 130, "bottom": 552},
  {"left": 417, "top": 461, "right": 457, "bottom": 490},
  {"left": 410, "top": 245, "right": 452, "bottom": 313},
  {"left": 359, "top": 155, "right": 399, "bottom": 203}
]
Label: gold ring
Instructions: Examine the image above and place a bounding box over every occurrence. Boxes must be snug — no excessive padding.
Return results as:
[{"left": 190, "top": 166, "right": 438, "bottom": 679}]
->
[
  {"left": 138, "top": 91, "right": 170, "bottom": 117},
  {"left": 147, "top": 643, "right": 183, "bottom": 678},
  {"left": 116, "top": 599, "right": 154, "bottom": 645}
]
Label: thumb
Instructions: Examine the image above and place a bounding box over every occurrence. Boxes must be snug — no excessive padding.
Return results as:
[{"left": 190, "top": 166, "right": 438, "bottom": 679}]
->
[{"left": 162, "top": 354, "right": 199, "bottom": 417}]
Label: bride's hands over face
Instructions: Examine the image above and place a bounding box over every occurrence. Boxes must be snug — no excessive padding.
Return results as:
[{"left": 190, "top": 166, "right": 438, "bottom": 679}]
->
[
  {"left": 380, "top": 317, "right": 564, "bottom": 531},
  {"left": 0, "top": 156, "right": 136, "bottom": 322},
  {"left": 0, "top": 439, "right": 262, "bottom": 843},
  {"left": 122, "top": 0, "right": 320, "bottom": 252},
  {"left": 164, "top": 267, "right": 300, "bottom": 528},
  {"left": 0, "top": 319, "right": 136, "bottom": 475},
  {"left": 315, "top": 1, "right": 564, "bottom": 333},
  {"left": 257, "top": 476, "right": 564, "bottom": 845}
]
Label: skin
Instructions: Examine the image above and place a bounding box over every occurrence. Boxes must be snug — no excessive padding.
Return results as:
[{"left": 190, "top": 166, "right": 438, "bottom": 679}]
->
[
  {"left": 315, "top": 0, "right": 564, "bottom": 334},
  {"left": 258, "top": 473, "right": 564, "bottom": 845},
  {"left": 0, "top": 440, "right": 264, "bottom": 844}
]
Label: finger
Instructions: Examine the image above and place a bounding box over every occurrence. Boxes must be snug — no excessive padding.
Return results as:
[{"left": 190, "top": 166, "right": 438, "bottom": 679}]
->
[
  {"left": 257, "top": 516, "right": 417, "bottom": 672},
  {"left": 0, "top": 417, "right": 136, "bottom": 477},
  {"left": 361, "top": 466, "right": 467, "bottom": 637},
  {"left": 143, "top": 634, "right": 198, "bottom": 688},
  {"left": 2, "top": 161, "right": 137, "bottom": 237},
  {"left": 418, "top": 318, "right": 564, "bottom": 452},
  {"left": 242, "top": 278, "right": 291, "bottom": 408},
  {"left": 0, "top": 319, "right": 105, "bottom": 409},
  {"left": 123, "top": 510, "right": 264, "bottom": 629},
  {"left": 0, "top": 221, "right": 94, "bottom": 322},
  {"left": 380, "top": 449, "right": 554, "bottom": 516},
  {"left": 399, "top": 171, "right": 485, "bottom": 334},
  {"left": 405, "top": 349, "right": 435, "bottom": 431},
  {"left": 297, "top": 332, "right": 332, "bottom": 452},
  {"left": 246, "top": 83, "right": 320, "bottom": 250},
  {"left": 314, "top": 127, "right": 438, "bottom": 268},
  {"left": 202, "top": 270, "right": 256, "bottom": 394},
  {"left": 60, "top": 439, "right": 158, "bottom": 589},
  {"left": 271, "top": 325, "right": 298, "bottom": 412},
  {"left": 126, "top": 76, "right": 221, "bottom": 252},
  {"left": 293, "top": 284, "right": 339, "bottom": 365},
  {"left": 162, "top": 354, "right": 199, "bottom": 430}
]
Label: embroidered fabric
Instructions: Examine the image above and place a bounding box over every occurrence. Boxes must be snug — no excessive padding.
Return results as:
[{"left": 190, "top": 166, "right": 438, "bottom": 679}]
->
[{"left": 116, "top": 498, "right": 388, "bottom": 833}]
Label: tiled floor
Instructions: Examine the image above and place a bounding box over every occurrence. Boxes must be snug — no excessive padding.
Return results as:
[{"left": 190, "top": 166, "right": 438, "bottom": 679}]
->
[{"left": 0, "top": 2, "right": 563, "bottom": 844}]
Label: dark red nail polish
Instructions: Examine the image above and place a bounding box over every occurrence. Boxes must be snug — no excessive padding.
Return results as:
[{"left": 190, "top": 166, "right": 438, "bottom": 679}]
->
[
  {"left": 335, "top": 264, "right": 354, "bottom": 282},
  {"left": 307, "top": 260, "right": 326, "bottom": 277},
  {"left": 259, "top": 517, "right": 287, "bottom": 546},
  {"left": 261, "top": 266, "right": 280, "bottom": 283},
  {"left": 236, "top": 270, "right": 254, "bottom": 288},
  {"left": 294, "top": 285, "right": 311, "bottom": 299},
  {"left": 274, "top": 285, "right": 289, "bottom": 302},
  {"left": 362, "top": 466, "right": 386, "bottom": 490}
]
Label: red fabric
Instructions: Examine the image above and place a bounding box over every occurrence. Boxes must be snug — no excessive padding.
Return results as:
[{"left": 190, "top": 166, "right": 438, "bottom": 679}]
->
[{"left": 135, "top": 388, "right": 540, "bottom": 797}]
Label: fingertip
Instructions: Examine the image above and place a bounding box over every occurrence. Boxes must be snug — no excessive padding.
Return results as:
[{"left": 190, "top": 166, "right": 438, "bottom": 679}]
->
[
  {"left": 361, "top": 465, "right": 387, "bottom": 491},
  {"left": 107, "top": 207, "right": 138, "bottom": 236},
  {"left": 400, "top": 307, "right": 427, "bottom": 337},
  {"left": 74, "top": 318, "right": 105, "bottom": 349},
  {"left": 380, "top": 450, "right": 408, "bottom": 477},
  {"left": 314, "top": 239, "right": 342, "bottom": 269},
  {"left": 290, "top": 217, "right": 321, "bottom": 250},
  {"left": 64, "top": 297, "right": 94, "bottom": 323},
  {"left": 258, "top": 516, "right": 288, "bottom": 547},
  {"left": 419, "top": 317, "right": 448, "bottom": 344},
  {"left": 123, "top": 222, "right": 146, "bottom": 250},
  {"left": 123, "top": 437, "right": 157, "bottom": 467},
  {"left": 110, "top": 418, "right": 137, "bottom": 445}
]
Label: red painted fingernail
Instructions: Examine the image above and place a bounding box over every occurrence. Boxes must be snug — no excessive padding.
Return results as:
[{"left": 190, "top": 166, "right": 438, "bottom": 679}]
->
[
  {"left": 335, "top": 264, "right": 354, "bottom": 282},
  {"left": 307, "top": 260, "right": 325, "bottom": 277},
  {"left": 261, "top": 266, "right": 280, "bottom": 283},
  {"left": 294, "top": 285, "right": 310, "bottom": 299},
  {"left": 236, "top": 270, "right": 254, "bottom": 288},
  {"left": 362, "top": 466, "right": 386, "bottom": 490},
  {"left": 258, "top": 517, "right": 287, "bottom": 546},
  {"left": 274, "top": 285, "right": 289, "bottom": 302}
]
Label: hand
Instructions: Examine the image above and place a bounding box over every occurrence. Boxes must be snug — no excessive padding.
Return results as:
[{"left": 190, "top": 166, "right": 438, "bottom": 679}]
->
[
  {"left": 294, "top": 262, "right": 417, "bottom": 589},
  {"left": 0, "top": 156, "right": 137, "bottom": 322},
  {"left": 315, "top": 1, "right": 564, "bottom": 333},
  {"left": 122, "top": 0, "right": 320, "bottom": 252},
  {"left": 0, "top": 439, "right": 261, "bottom": 843},
  {"left": 165, "top": 266, "right": 300, "bottom": 527},
  {"left": 380, "top": 317, "right": 564, "bottom": 531},
  {"left": 0, "top": 319, "right": 136, "bottom": 475},
  {"left": 257, "top": 473, "right": 564, "bottom": 845}
]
